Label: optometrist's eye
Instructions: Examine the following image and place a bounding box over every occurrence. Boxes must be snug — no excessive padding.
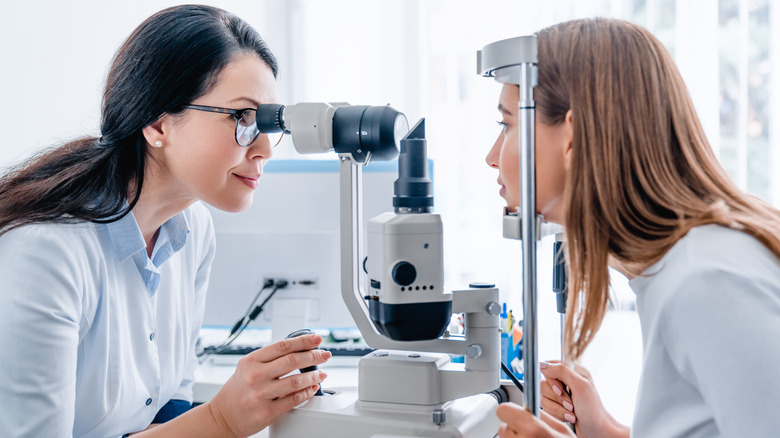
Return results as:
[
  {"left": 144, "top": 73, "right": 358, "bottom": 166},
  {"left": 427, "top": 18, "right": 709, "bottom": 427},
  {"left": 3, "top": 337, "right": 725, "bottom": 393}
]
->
[{"left": 238, "top": 109, "right": 257, "bottom": 128}]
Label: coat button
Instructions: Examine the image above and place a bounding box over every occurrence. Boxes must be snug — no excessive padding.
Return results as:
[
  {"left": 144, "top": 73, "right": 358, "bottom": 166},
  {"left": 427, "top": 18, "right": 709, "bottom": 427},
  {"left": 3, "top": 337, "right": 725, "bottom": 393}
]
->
[{"left": 146, "top": 398, "right": 152, "bottom": 406}]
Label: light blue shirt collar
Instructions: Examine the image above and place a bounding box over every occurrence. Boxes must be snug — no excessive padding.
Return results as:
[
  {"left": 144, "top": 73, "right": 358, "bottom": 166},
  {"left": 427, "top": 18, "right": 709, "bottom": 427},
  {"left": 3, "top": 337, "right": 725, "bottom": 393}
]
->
[{"left": 104, "top": 208, "right": 191, "bottom": 296}]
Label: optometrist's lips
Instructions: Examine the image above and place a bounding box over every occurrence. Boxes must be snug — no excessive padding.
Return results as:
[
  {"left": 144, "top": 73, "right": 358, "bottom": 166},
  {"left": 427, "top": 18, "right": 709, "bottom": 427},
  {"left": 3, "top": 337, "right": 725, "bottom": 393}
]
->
[{"left": 234, "top": 171, "right": 262, "bottom": 189}]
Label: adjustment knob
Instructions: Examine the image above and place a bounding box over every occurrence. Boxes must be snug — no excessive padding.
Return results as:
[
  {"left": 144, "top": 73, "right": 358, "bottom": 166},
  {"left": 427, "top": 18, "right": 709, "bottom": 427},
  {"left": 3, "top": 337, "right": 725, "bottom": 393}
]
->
[
  {"left": 285, "top": 328, "right": 323, "bottom": 396},
  {"left": 392, "top": 261, "right": 416, "bottom": 286}
]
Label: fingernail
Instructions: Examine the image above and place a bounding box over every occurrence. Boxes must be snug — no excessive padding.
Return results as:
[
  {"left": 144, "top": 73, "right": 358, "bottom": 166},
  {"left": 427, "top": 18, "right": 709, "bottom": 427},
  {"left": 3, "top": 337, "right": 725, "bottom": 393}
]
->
[
  {"left": 321, "top": 350, "right": 332, "bottom": 360},
  {"left": 552, "top": 385, "right": 563, "bottom": 397},
  {"left": 539, "top": 361, "right": 549, "bottom": 369},
  {"left": 318, "top": 370, "right": 328, "bottom": 381},
  {"left": 562, "top": 400, "right": 573, "bottom": 411},
  {"left": 564, "top": 413, "right": 576, "bottom": 423}
]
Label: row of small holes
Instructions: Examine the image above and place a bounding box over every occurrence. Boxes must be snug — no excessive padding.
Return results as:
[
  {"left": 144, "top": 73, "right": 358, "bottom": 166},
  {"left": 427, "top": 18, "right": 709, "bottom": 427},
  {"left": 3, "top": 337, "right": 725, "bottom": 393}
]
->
[{"left": 400, "top": 285, "right": 435, "bottom": 291}]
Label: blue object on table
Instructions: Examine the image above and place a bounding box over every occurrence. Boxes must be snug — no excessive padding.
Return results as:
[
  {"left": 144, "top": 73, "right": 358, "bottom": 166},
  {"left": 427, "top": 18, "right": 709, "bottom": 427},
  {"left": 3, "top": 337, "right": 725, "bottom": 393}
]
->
[{"left": 500, "top": 332, "right": 510, "bottom": 378}]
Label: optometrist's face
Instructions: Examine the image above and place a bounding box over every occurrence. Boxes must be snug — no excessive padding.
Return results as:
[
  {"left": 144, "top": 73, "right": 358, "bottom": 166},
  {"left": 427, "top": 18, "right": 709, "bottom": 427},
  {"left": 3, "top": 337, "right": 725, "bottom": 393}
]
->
[
  {"left": 485, "top": 84, "right": 571, "bottom": 224},
  {"left": 158, "top": 53, "right": 278, "bottom": 213}
]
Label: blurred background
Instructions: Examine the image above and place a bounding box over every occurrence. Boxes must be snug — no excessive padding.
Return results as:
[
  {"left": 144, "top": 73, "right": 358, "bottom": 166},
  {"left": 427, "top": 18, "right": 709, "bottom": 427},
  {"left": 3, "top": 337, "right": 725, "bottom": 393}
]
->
[{"left": 2, "top": 0, "right": 777, "bottom": 425}]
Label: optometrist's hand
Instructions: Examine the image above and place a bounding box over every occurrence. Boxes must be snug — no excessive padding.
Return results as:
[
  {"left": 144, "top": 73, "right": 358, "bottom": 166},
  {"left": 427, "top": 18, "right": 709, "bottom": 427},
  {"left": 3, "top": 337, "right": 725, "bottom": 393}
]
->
[
  {"left": 496, "top": 402, "right": 576, "bottom": 438},
  {"left": 206, "top": 334, "right": 331, "bottom": 437},
  {"left": 538, "top": 361, "right": 629, "bottom": 438}
]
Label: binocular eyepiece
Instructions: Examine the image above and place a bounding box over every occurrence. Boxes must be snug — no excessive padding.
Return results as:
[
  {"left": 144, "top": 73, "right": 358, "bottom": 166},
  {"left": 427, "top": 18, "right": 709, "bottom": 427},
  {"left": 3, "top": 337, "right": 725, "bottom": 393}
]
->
[{"left": 256, "top": 102, "right": 409, "bottom": 164}]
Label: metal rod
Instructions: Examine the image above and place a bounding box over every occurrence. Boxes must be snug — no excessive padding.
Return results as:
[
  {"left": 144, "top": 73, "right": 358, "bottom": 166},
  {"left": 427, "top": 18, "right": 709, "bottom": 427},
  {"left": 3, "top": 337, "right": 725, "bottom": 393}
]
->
[{"left": 519, "top": 62, "right": 540, "bottom": 416}]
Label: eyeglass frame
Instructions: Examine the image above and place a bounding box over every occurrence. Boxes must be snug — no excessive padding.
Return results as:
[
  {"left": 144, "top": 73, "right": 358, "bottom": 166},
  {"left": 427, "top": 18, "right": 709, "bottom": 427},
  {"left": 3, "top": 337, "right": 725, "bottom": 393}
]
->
[{"left": 181, "top": 104, "right": 283, "bottom": 147}]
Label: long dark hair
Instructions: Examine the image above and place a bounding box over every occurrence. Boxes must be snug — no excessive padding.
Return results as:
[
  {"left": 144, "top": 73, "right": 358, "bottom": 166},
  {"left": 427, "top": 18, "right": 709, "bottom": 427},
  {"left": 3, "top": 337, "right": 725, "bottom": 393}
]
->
[{"left": 0, "top": 5, "right": 277, "bottom": 234}]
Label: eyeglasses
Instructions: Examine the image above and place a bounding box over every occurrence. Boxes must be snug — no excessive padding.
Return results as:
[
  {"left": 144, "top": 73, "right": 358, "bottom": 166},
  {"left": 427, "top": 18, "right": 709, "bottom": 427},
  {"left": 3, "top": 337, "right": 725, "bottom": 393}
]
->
[{"left": 182, "top": 104, "right": 284, "bottom": 147}]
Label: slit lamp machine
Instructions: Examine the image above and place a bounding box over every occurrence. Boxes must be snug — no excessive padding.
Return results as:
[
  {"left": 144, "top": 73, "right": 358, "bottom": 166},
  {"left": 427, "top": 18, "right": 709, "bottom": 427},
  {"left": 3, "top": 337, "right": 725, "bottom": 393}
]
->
[{"left": 251, "top": 33, "right": 566, "bottom": 437}]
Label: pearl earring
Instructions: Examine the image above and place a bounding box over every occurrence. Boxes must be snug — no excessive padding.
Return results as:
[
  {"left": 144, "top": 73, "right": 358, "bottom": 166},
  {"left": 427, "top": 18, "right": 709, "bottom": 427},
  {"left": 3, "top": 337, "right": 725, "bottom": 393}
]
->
[{"left": 154, "top": 141, "right": 162, "bottom": 147}]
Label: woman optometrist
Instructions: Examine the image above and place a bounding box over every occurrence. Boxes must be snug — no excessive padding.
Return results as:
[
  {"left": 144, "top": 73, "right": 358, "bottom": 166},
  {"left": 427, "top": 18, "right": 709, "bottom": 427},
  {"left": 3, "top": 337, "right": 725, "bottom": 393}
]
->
[
  {"left": 486, "top": 18, "right": 780, "bottom": 438},
  {"left": 0, "top": 5, "right": 330, "bottom": 437}
]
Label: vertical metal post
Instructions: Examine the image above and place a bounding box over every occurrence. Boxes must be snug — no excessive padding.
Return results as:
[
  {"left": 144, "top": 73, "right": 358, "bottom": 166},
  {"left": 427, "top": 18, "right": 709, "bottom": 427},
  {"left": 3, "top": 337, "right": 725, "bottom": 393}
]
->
[
  {"left": 478, "top": 33, "right": 540, "bottom": 415},
  {"left": 518, "top": 62, "right": 540, "bottom": 416}
]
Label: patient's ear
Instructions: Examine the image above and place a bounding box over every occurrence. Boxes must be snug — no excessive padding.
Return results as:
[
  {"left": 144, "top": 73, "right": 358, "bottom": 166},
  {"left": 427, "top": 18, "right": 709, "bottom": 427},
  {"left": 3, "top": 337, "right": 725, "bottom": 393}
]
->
[{"left": 563, "top": 110, "right": 573, "bottom": 170}]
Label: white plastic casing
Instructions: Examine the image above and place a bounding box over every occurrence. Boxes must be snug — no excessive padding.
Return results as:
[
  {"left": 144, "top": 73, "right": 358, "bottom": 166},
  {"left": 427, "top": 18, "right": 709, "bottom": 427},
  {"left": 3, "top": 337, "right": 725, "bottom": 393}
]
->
[
  {"left": 365, "top": 212, "right": 450, "bottom": 305},
  {"left": 282, "top": 102, "right": 338, "bottom": 154}
]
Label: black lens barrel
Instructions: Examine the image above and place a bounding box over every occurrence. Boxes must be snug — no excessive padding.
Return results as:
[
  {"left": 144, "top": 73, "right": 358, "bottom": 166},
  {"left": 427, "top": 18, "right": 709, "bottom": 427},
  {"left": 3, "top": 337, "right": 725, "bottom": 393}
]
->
[
  {"left": 256, "top": 104, "right": 286, "bottom": 133},
  {"left": 333, "top": 105, "right": 402, "bottom": 163},
  {"left": 393, "top": 119, "right": 433, "bottom": 212}
]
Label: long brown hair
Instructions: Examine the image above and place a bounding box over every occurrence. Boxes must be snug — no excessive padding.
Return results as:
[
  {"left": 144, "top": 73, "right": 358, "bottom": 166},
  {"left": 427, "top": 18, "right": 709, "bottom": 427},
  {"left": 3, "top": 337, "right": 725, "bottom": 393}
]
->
[
  {"left": 0, "top": 5, "right": 277, "bottom": 235},
  {"left": 535, "top": 18, "right": 780, "bottom": 360}
]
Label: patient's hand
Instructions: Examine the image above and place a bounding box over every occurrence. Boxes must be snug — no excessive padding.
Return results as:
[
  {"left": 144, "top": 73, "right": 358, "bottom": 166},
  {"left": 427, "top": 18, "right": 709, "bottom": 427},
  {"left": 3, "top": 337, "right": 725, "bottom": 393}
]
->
[
  {"left": 496, "top": 402, "right": 576, "bottom": 437},
  {"left": 539, "top": 361, "right": 629, "bottom": 438}
]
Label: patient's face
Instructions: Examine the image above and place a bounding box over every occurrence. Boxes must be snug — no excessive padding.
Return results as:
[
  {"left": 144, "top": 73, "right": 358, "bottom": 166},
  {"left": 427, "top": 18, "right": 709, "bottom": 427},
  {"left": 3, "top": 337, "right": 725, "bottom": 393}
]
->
[{"left": 485, "top": 84, "right": 570, "bottom": 224}]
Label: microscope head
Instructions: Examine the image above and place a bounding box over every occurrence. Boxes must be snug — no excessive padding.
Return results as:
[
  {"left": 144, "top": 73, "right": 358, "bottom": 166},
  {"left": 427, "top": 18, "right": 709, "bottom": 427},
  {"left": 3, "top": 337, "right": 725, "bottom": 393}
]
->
[
  {"left": 256, "top": 104, "right": 450, "bottom": 342},
  {"left": 364, "top": 119, "right": 452, "bottom": 341}
]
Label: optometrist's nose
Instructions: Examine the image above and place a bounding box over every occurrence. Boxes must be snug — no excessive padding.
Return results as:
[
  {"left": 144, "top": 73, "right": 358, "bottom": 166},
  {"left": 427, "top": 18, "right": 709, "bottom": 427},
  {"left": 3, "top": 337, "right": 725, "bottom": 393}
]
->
[{"left": 248, "top": 135, "right": 273, "bottom": 161}]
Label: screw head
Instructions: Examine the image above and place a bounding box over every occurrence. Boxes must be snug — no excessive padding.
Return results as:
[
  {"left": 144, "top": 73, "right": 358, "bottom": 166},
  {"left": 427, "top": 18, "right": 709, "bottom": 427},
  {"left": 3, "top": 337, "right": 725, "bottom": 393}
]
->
[{"left": 432, "top": 409, "right": 446, "bottom": 425}]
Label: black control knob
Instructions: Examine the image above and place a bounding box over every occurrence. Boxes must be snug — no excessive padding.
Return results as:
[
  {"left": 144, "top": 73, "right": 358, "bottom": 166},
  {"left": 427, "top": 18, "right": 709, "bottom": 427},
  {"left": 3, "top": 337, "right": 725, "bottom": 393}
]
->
[
  {"left": 285, "top": 328, "right": 323, "bottom": 396},
  {"left": 392, "top": 261, "right": 417, "bottom": 286}
]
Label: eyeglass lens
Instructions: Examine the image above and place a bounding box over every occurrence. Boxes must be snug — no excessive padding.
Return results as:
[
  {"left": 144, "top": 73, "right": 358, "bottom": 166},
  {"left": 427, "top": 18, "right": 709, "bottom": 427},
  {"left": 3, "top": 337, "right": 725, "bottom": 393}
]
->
[
  {"left": 235, "top": 109, "right": 284, "bottom": 147},
  {"left": 236, "top": 109, "right": 259, "bottom": 146}
]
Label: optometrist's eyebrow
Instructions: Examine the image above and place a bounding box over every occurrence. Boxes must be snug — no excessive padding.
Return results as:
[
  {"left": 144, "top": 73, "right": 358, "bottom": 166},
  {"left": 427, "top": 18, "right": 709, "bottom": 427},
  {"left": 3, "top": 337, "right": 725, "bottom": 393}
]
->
[
  {"left": 228, "top": 96, "right": 261, "bottom": 107},
  {"left": 497, "top": 103, "right": 514, "bottom": 116}
]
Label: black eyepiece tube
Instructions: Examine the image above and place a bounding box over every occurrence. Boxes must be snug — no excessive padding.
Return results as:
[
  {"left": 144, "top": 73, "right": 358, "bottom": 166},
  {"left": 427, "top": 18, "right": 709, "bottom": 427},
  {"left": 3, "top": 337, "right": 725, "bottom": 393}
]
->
[
  {"left": 393, "top": 118, "right": 433, "bottom": 213},
  {"left": 333, "top": 105, "right": 405, "bottom": 163},
  {"left": 256, "top": 104, "right": 287, "bottom": 134}
]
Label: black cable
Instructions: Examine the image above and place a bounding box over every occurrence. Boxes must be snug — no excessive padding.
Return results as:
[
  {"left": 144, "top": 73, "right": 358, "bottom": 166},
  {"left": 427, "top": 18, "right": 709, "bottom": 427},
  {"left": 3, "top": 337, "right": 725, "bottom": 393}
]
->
[
  {"left": 230, "top": 278, "right": 275, "bottom": 337},
  {"left": 198, "top": 280, "right": 287, "bottom": 359},
  {"left": 501, "top": 361, "right": 524, "bottom": 392},
  {"left": 247, "top": 279, "right": 287, "bottom": 322},
  {"left": 500, "top": 361, "right": 575, "bottom": 433},
  {"left": 218, "top": 284, "right": 282, "bottom": 350}
]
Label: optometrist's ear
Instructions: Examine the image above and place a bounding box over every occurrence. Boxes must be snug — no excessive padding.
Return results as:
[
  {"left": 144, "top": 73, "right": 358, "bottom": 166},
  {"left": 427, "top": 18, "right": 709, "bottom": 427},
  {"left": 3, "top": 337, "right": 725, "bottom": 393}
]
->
[
  {"left": 141, "top": 116, "right": 168, "bottom": 148},
  {"left": 563, "top": 110, "right": 574, "bottom": 170}
]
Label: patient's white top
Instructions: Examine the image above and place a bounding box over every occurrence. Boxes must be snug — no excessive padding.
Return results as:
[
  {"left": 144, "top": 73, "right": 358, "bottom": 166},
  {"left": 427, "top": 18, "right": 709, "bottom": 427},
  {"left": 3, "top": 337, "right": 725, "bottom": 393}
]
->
[
  {"left": 0, "top": 203, "right": 215, "bottom": 437},
  {"left": 629, "top": 225, "right": 780, "bottom": 437}
]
